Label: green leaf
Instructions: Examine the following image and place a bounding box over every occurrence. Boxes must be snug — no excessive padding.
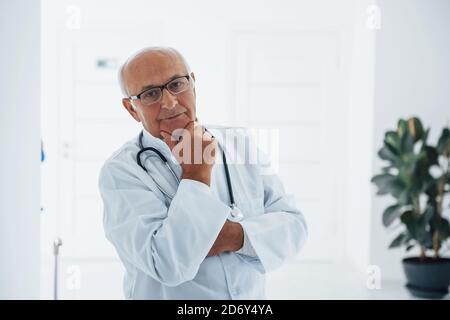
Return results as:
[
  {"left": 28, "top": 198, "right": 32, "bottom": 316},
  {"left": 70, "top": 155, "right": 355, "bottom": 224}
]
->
[
  {"left": 401, "top": 210, "right": 433, "bottom": 248},
  {"left": 397, "top": 119, "right": 408, "bottom": 137},
  {"left": 396, "top": 190, "right": 412, "bottom": 205},
  {"left": 438, "top": 219, "right": 450, "bottom": 240},
  {"left": 422, "top": 204, "right": 435, "bottom": 224},
  {"left": 389, "top": 232, "right": 409, "bottom": 249},
  {"left": 400, "top": 130, "right": 415, "bottom": 154},
  {"left": 382, "top": 204, "right": 403, "bottom": 227},
  {"left": 371, "top": 174, "right": 405, "bottom": 197},
  {"left": 422, "top": 128, "right": 430, "bottom": 145},
  {"left": 400, "top": 210, "right": 415, "bottom": 225},
  {"left": 424, "top": 175, "right": 438, "bottom": 197},
  {"left": 398, "top": 166, "right": 413, "bottom": 189},
  {"left": 378, "top": 145, "right": 399, "bottom": 164},
  {"left": 407, "top": 117, "right": 424, "bottom": 142},
  {"left": 384, "top": 131, "right": 400, "bottom": 153},
  {"left": 424, "top": 146, "right": 439, "bottom": 166},
  {"left": 437, "top": 127, "right": 450, "bottom": 157},
  {"left": 423, "top": 233, "right": 434, "bottom": 250},
  {"left": 411, "top": 154, "right": 433, "bottom": 192},
  {"left": 381, "top": 166, "right": 394, "bottom": 173},
  {"left": 431, "top": 215, "right": 450, "bottom": 242}
]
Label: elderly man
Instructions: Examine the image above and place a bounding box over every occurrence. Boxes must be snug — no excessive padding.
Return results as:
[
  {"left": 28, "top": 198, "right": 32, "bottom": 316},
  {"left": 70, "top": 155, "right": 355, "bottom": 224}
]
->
[{"left": 98, "top": 46, "right": 307, "bottom": 299}]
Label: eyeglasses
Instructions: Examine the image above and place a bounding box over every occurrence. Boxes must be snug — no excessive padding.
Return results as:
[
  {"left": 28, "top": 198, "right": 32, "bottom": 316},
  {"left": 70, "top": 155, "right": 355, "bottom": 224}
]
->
[{"left": 129, "top": 75, "right": 191, "bottom": 107}]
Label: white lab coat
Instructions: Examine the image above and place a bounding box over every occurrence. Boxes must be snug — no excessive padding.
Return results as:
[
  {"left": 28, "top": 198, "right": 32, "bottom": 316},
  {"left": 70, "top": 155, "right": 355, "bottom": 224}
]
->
[{"left": 98, "top": 126, "right": 307, "bottom": 299}]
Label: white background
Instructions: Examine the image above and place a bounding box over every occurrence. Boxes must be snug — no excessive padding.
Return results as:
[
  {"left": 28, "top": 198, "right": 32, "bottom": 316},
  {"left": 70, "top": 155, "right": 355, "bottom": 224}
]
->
[
  {"left": 41, "top": 0, "right": 367, "bottom": 299},
  {"left": 0, "top": 0, "right": 40, "bottom": 299},
  {"left": 1, "top": 0, "right": 448, "bottom": 300},
  {"left": 40, "top": 0, "right": 450, "bottom": 299}
]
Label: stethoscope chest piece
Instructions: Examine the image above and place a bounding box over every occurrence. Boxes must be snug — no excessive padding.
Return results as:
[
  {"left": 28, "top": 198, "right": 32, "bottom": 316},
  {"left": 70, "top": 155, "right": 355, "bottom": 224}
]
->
[{"left": 227, "top": 205, "right": 244, "bottom": 223}]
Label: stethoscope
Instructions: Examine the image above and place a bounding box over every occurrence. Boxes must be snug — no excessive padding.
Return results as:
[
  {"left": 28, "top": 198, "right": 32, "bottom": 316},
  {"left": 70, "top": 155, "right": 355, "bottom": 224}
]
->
[{"left": 136, "top": 130, "right": 244, "bottom": 222}]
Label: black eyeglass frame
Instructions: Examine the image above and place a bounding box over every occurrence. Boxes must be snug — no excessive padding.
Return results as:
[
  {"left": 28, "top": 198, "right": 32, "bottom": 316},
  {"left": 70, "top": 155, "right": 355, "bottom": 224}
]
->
[{"left": 128, "top": 74, "right": 191, "bottom": 105}]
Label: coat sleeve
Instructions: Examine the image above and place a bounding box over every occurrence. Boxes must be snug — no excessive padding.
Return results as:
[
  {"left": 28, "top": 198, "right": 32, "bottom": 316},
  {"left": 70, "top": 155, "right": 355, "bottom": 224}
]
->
[
  {"left": 237, "top": 145, "right": 308, "bottom": 274},
  {"left": 99, "top": 160, "right": 231, "bottom": 287}
]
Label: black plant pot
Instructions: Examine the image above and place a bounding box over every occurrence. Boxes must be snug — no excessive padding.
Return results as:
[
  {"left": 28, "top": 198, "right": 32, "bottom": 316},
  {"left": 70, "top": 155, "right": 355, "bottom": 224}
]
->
[{"left": 402, "top": 257, "right": 450, "bottom": 299}]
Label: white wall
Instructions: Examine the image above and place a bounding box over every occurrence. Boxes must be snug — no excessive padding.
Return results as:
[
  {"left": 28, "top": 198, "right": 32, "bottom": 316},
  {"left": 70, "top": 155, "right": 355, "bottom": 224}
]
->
[
  {"left": 370, "top": 0, "right": 450, "bottom": 281},
  {"left": 343, "top": 0, "right": 376, "bottom": 273},
  {"left": 0, "top": 0, "right": 41, "bottom": 299}
]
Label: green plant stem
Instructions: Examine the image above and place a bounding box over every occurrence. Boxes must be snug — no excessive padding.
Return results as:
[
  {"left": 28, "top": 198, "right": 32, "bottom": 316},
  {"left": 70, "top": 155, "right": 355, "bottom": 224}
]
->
[
  {"left": 413, "top": 195, "right": 420, "bottom": 216},
  {"left": 433, "top": 155, "right": 449, "bottom": 258},
  {"left": 420, "top": 246, "right": 426, "bottom": 261},
  {"left": 432, "top": 232, "right": 439, "bottom": 259}
]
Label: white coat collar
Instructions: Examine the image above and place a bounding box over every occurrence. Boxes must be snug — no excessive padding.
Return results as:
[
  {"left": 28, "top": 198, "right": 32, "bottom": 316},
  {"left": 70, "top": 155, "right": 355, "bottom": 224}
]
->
[{"left": 140, "top": 127, "right": 177, "bottom": 164}]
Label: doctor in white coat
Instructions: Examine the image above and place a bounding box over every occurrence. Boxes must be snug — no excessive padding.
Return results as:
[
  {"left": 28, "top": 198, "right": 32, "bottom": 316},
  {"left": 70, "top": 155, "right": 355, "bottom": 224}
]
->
[{"left": 98, "top": 47, "right": 308, "bottom": 299}]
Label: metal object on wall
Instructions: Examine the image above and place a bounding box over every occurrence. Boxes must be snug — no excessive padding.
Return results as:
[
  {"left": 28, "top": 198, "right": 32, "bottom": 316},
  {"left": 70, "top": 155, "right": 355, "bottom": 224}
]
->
[{"left": 53, "top": 237, "right": 63, "bottom": 300}]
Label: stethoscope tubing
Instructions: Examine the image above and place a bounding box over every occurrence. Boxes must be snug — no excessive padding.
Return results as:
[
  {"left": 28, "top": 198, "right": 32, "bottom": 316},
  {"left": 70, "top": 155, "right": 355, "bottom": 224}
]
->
[{"left": 137, "top": 130, "right": 235, "bottom": 205}]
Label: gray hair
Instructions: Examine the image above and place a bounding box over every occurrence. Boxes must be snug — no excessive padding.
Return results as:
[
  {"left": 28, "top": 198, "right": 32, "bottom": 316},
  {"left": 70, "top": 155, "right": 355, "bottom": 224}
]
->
[{"left": 118, "top": 46, "right": 191, "bottom": 98}]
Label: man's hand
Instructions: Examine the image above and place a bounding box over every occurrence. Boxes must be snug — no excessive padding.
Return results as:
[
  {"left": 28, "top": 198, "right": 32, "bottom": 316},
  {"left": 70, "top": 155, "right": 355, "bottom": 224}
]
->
[
  {"left": 161, "top": 121, "right": 217, "bottom": 186},
  {"left": 207, "top": 221, "right": 244, "bottom": 257}
]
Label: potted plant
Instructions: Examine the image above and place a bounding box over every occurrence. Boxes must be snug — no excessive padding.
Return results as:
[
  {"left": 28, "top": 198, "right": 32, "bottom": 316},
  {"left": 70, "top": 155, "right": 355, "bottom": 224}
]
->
[{"left": 371, "top": 117, "right": 450, "bottom": 299}]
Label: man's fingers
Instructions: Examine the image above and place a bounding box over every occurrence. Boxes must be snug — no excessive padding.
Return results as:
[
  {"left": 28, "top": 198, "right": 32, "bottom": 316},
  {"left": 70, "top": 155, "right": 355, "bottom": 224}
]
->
[
  {"left": 160, "top": 131, "right": 168, "bottom": 140},
  {"left": 161, "top": 121, "right": 216, "bottom": 166},
  {"left": 207, "top": 247, "right": 217, "bottom": 257},
  {"left": 160, "top": 131, "right": 171, "bottom": 144},
  {"left": 171, "top": 121, "right": 195, "bottom": 143},
  {"left": 160, "top": 131, "right": 177, "bottom": 150},
  {"left": 184, "top": 120, "right": 196, "bottom": 131}
]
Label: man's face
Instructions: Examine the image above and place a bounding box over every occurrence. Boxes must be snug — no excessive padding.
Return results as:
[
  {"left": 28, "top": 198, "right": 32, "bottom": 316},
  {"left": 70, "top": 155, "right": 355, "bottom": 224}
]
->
[{"left": 122, "top": 51, "right": 196, "bottom": 138}]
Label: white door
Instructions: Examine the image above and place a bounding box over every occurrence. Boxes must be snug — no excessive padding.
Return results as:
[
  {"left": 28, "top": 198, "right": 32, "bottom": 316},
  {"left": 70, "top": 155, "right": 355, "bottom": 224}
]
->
[{"left": 234, "top": 31, "right": 346, "bottom": 262}]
